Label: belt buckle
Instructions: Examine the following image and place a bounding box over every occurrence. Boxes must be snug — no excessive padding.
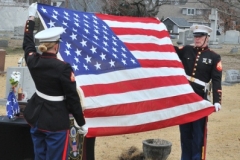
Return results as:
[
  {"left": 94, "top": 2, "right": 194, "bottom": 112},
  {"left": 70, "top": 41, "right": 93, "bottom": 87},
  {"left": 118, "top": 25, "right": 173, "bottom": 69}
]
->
[{"left": 190, "top": 77, "right": 195, "bottom": 82}]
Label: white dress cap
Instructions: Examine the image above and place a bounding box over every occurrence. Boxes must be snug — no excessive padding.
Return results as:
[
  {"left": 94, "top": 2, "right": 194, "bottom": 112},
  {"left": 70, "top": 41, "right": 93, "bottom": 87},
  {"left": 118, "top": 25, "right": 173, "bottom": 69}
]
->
[
  {"left": 35, "top": 27, "right": 64, "bottom": 42},
  {"left": 190, "top": 24, "right": 212, "bottom": 35}
]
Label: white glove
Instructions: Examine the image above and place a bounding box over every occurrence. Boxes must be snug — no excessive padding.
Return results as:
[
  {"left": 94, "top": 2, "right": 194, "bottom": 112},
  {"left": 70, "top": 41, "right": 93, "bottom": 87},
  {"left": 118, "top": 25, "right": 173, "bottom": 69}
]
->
[
  {"left": 28, "top": 3, "right": 38, "bottom": 17},
  {"left": 78, "top": 125, "right": 88, "bottom": 136},
  {"left": 73, "top": 120, "right": 88, "bottom": 136},
  {"left": 214, "top": 103, "right": 221, "bottom": 112}
]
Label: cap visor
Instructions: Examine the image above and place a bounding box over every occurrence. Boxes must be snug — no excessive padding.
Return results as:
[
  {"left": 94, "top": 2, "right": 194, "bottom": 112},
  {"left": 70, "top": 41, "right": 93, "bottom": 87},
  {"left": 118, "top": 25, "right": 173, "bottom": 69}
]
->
[{"left": 193, "top": 32, "right": 208, "bottom": 37}]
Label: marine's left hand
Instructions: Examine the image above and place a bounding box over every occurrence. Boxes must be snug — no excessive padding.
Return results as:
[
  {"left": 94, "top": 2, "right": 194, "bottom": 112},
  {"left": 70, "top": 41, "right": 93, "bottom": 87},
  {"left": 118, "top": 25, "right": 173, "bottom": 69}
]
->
[
  {"left": 78, "top": 125, "right": 88, "bottom": 136},
  {"left": 74, "top": 120, "right": 88, "bottom": 136},
  {"left": 214, "top": 103, "right": 221, "bottom": 112}
]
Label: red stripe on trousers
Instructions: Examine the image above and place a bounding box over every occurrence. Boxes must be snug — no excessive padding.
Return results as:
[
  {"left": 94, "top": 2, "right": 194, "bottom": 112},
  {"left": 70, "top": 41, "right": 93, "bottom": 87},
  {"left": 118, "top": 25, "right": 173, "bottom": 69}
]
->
[{"left": 62, "top": 130, "right": 69, "bottom": 160}]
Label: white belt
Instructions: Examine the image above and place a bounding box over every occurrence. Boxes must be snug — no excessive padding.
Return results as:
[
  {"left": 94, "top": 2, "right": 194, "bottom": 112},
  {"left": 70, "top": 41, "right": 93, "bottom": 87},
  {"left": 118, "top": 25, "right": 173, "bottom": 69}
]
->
[
  {"left": 186, "top": 75, "right": 206, "bottom": 87},
  {"left": 36, "top": 89, "right": 64, "bottom": 101}
]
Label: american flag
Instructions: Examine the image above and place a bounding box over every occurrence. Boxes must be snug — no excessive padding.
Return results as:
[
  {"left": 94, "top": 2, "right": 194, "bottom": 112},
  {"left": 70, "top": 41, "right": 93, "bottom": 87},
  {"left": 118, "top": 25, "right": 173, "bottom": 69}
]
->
[
  {"left": 37, "top": 3, "right": 214, "bottom": 137},
  {"left": 6, "top": 91, "right": 20, "bottom": 119}
]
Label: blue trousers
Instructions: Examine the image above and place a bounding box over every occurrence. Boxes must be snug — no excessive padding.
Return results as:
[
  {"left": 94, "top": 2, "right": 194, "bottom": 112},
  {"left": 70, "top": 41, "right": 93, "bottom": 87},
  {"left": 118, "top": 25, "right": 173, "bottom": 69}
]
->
[
  {"left": 179, "top": 117, "right": 207, "bottom": 160},
  {"left": 30, "top": 126, "right": 69, "bottom": 160}
]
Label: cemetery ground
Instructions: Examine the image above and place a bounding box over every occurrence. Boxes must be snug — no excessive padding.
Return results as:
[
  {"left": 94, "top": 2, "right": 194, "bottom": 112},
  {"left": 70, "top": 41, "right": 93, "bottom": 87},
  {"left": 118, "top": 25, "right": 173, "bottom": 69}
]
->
[{"left": 0, "top": 40, "right": 240, "bottom": 160}]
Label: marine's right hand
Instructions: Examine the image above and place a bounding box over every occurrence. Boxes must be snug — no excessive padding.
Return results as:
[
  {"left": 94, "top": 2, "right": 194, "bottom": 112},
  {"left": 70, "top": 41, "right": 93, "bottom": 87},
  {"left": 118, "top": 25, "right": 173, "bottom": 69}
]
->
[
  {"left": 28, "top": 3, "right": 38, "bottom": 17},
  {"left": 214, "top": 103, "right": 221, "bottom": 112}
]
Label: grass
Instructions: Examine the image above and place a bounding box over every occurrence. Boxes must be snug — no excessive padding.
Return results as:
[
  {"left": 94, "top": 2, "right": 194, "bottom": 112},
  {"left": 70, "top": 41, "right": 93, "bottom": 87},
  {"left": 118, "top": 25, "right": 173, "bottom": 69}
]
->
[
  {"left": 221, "top": 53, "right": 240, "bottom": 56},
  {"left": 3, "top": 47, "right": 23, "bottom": 55}
]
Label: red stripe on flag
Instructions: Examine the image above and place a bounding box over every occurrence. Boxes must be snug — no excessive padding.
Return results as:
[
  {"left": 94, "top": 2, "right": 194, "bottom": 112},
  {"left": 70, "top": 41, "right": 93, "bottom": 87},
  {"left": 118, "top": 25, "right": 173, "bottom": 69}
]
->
[
  {"left": 112, "top": 28, "right": 170, "bottom": 39},
  {"left": 86, "top": 108, "right": 214, "bottom": 137},
  {"left": 84, "top": 92, "right": 202, "bottom": 117},
  {"left": 138, "top": 59, "right": 183, "bottom": 68},
  {"left": 125, "top": 43, "right": 176, "bottom": 52},
  {"left": 81, "top": 75, "right": 187, "bottom": 97}
]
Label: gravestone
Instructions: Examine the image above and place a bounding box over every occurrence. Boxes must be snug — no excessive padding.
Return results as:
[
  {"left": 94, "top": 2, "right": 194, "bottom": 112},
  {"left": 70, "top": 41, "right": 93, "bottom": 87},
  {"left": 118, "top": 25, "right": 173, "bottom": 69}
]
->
[
  {"left": 13, "top": 26, "right": 25, "bottom": 39},
  {"left": 218, "top": 34, "right": 225, "bottom": 44},
  {"left": 0, "top": 49, "right": 6, "bottom": 72},
  {"left": 224, "top": 30, "right": 239, "bottom": 44},
  {"left": 0, "top": 40, "right": 8, "bottom": 47},
  {"left": 177, "top": 30, "right": 193, "bottom": 45},
  {"left": 230, "top": 47, "right": 238, "bottom": 54},
  {"left": 225, "top": 69, "right": 240, "bottom": 83},
  {"left": 177, "top": 32, "right": 184, "bottom": 45},
  {"left": 5, "top": 67, "right": 36, "bottom": 100}
]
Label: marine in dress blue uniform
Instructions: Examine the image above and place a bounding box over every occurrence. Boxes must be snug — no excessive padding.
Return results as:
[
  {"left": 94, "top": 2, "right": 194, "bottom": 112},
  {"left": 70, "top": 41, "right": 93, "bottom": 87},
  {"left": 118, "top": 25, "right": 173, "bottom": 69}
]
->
[
  {"left": 22, "top": 3, "right": 85, "bottom": 160},
  {"left": 174, "top": 25, "right": 222, "bottom": 160}
]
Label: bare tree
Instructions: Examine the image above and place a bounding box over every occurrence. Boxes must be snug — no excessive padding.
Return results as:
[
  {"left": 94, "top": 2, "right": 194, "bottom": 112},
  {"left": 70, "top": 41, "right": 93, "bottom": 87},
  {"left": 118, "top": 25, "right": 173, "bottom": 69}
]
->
[
  {"left": 197, "top": 0, "right": 240, "bottom": 31},
  {"left": 102, "top": 0, "right": 168, "bottom": 17},
  {"left": 70, "top": 0, "right": 94, "bottom": 12},
  {"left": 113, "top": 0, "right": 240, "bottom": 31}
]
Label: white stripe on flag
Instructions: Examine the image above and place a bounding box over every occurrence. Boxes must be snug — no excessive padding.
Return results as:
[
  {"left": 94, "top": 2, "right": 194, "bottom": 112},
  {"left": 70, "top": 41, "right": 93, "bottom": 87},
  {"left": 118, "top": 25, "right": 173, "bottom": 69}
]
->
[
  {"left": 131, "top": 51, "right": 181, "bottom": 61},
  {"left": 83, "top": 84, "right": 194, "bottom": 109},
  {"left": 104, "top": 20, "right": 167, "bottom": 31},
  {"left": 75, "top": 67, "right": 186, "bottom": 86},
  {"left": 84, "top": 100, "right": 212, "bottom": 128},
  {"left": 118, "top": 35, "right": 173, "bottom": 45}
]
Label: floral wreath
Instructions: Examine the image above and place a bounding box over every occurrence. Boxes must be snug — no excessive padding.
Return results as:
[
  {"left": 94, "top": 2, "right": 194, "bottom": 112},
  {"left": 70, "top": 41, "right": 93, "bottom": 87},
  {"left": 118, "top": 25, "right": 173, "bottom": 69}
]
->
[{"left": 9, "top": 71, "right": 21, "bottom": 87}]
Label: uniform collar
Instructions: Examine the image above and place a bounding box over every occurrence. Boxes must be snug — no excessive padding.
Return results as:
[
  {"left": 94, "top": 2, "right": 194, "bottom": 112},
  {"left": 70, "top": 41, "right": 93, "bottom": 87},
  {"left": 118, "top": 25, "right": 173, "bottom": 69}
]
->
[
  {"left": 194, "top": 46, "right": 209, "bottom": 51},
  {"left": 41, "top": 52, "right": 57, "bottom": 58}
]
